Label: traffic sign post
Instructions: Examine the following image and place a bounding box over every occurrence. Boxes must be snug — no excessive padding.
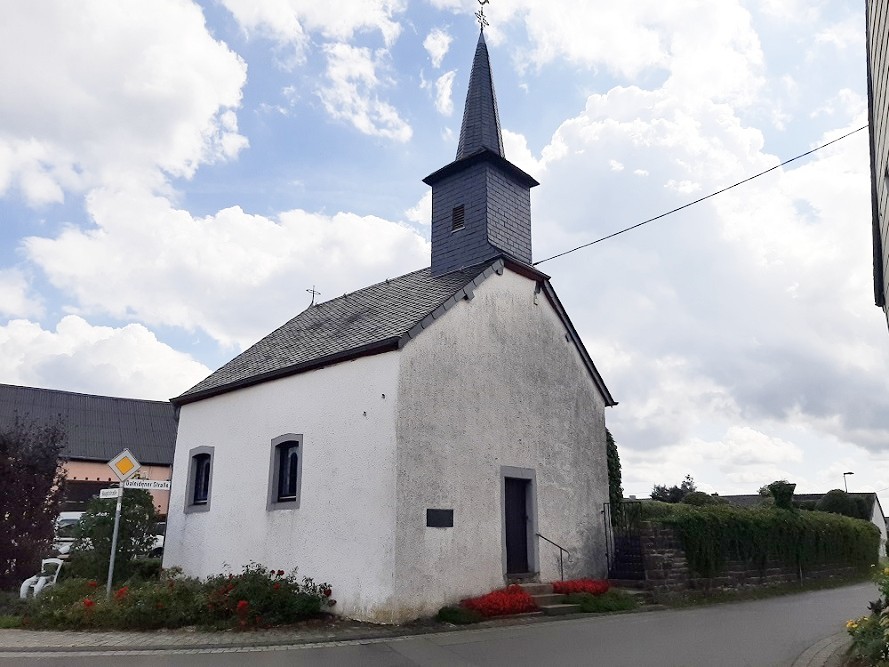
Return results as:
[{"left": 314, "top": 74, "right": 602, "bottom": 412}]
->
[{"left": 105, "top": 449, "right": 142, "bottom": 599}]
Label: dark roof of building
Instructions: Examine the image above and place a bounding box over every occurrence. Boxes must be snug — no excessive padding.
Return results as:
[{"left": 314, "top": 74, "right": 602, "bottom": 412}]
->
[
  {"left": 720, "top": 492, "right": 881, "bottom": 516},
  {"left": 174, "top": 257, "right": 617, "bottom": 407},
  {"left": 0, "top": 384, "right": 177, "bottom": 465},
  {"left": 175, "top": 262, "right": 496, "bottom": 404},
  {"left": 456, "top": 30, "right": 503, "bottom": 160}
]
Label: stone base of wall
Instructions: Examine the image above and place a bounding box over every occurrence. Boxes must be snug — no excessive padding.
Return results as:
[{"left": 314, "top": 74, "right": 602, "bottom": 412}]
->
[{"left": 638, "top": 522, "right": 860, "bottom": 596}]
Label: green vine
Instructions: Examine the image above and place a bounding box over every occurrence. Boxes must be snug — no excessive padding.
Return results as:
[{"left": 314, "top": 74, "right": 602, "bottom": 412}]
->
[{"left": 641, "top": 503, "right": 879, "bottom": 578}]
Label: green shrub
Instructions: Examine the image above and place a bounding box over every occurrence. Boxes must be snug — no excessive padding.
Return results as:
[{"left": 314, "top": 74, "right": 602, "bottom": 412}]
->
[
  {"left": 0, "top": 616, "right": 21, "bottom": 629},
  {"left": 565, "top": 590, "right": 638, "bottom": 613},
  {"left": 767, "top": 481, "right": 796, "bottom": 510},
  {"left": 203, "top": 563, "right": 332, "bottom": 628},
  {"left": 681, "top": 492, "right": 721, "bottom": 507},
  {"left": 647, "top": 504, "right": 879, "bottom": 578},
  {"left": 0, "top": 591, "right": 27, "bottom": 616},
  {"left": 68, "top": 489, "right": 159, "bottom": 584},
  {"left": 129, "top": 557, "right": 162, "bottom": 582},
  {"left": 24, "top": 563, "right": 334, "bottom": 630},
  {"left": 638, "top": 500, "right": 676, "bottom": 520},
  {"left": 847, "top": 566, "right": 889, "bottom": 664},
  {"left": 437, "top": 605, "right": 483, "bottom": 624},
  {"left": 816, "top": 490, "right": 869, "bottom": 520}
]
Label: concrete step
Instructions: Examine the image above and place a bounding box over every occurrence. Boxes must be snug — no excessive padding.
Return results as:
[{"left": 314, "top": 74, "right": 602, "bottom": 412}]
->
[
  {"left": 540, "top": 603, "right": 582, "bottom": 616},
  {"left": 518, "top": 582, "right": 552, "bottom": 596},
  {"left": 530, "top": 593, "right": 566, "bottom": 606}
]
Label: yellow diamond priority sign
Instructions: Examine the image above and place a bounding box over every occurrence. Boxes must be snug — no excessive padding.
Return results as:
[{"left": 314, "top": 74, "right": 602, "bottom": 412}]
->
[{"left": 107, "top": 449, "right": 141, "bottom": 482}]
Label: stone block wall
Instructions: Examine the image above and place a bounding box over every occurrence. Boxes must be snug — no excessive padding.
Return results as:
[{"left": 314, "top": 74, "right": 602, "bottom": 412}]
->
[{"left": 637, "top": 522, "right": 859, "bottom": 595}]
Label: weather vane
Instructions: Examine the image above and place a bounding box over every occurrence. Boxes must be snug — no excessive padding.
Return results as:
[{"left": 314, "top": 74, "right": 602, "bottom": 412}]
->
[
  {"left": 306, "top": 286, "right": 321, "bottom": 306},
  {"left": 475, "top": 0, "right": 490, "bottom": 30}
]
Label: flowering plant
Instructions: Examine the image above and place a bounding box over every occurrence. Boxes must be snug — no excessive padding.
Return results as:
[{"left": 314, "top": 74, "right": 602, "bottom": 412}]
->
[
  {"left": 461, "top": 584, "right": 537, "bottom": 617},
  {"left": 847, "top": 565, "right": 889, "bottom": 664},
  {"left": 551, "top": 579, "right": 610, "bottom": 596}
]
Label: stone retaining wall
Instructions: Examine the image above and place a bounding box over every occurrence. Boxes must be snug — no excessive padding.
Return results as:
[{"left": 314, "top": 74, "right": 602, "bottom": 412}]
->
[{"left": 639, "top": 522, "right": 859, "bottom": 595}]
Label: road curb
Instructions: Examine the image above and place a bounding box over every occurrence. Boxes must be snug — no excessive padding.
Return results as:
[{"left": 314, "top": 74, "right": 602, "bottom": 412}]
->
[{"left": 791, "top": 631, "right": 851, "bottom": 667}]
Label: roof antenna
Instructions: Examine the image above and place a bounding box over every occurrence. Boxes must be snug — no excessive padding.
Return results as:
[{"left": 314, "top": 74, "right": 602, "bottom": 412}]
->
[
  {"left": 475, "top": 0, "right": 490, "bottom": 31},
  {"left": 306, "top": 286, "right": 321, "bottom": 306}
]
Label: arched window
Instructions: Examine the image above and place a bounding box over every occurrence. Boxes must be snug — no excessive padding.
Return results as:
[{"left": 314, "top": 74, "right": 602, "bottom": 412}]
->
[{"left": 268, "top": 434, "right": 303, "bottom": 510}]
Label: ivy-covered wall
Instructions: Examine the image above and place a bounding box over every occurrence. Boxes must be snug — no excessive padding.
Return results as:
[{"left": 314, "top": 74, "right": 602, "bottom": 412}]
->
[{"left": 635, "top": 504, "right": 879, "bottom": 593}]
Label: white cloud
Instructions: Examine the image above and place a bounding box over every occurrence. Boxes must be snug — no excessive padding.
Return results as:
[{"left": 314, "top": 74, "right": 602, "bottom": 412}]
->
[
  {"left": 0, "top": 316, "right": 209, "bottom": 400},
  {"left": 434, "top": 70, "right": 456, "bottom": 115},
  {"left": 609, "top": 160, "right": 624, "bottom": 172},
  {"left": 814, "top": 16, "right": 862, "bottom": 51},
  {"left": 318, "top": 43, "right": 412, "bottom": 142},
  {"left": 0, "top": 0, "right": 248, "bottom": 205},
  {"left": 219, "top": 0, "right": 404, "bottom": 65},
  {"left": 405, "top": 191, "right": 431, "bottom": 227},
  {"left": 24, "top": 188, "right": 429, "bottom": 349},
  {"left": 0, "top": 269, "right": 42, "bottom": 318},
  {"left": 423, "top": 28, "right": 452, "bottom": 68}
]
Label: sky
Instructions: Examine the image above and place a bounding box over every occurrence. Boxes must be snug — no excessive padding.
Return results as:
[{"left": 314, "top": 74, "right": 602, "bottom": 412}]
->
[{"left": 1, "top": 0, "right": 886, "bottom": 499}]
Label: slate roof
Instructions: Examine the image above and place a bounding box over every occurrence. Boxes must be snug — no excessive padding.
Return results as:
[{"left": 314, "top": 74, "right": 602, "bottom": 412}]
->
[
  {"left": 456, "top": 30, "right": 504, "bottom": 160},
  {"left": 0, "top": 384, "right": 177, "bottom": 465},
  {"left": 174, "top": 258, "right": 617, "bottom": 407},
  {"left": 174, "top": 262, "right": 497, "bottom": 404}
]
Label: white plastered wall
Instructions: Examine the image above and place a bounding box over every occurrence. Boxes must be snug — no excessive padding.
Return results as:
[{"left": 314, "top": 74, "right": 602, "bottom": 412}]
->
[
  {"left": 164, "top": 352, "right": 401, "bottom": 622},
  {"left": 871, "top": 495, "right": 887, "bottom": 559},
  {"left": 392, "top": 268, "right": 609, "bottom": 619}
]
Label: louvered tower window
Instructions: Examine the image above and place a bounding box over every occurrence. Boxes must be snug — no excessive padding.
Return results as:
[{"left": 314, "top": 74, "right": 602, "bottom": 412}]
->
[{"left": 451, "top": 204, "right": 465, "bottom": 231}]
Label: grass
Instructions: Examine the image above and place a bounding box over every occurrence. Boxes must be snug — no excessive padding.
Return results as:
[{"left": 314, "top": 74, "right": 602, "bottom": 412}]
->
[
  {"left": 436, "top": 606, "right": 484, "bottom": 625},
  {"left": 565, "top": 590, "right": 639, "bottom": 613},
  {"left": 0, "top": 615, "right": 22, "bottom": 629}
]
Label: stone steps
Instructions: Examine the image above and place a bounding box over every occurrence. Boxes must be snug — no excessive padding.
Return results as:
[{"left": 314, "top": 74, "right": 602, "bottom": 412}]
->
[{"left": 518, "top": 582, "right": 582, "bottom": 616}]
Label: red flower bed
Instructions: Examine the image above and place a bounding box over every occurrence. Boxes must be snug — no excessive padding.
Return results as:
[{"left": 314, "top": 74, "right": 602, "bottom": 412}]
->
[
  {"left": 460, "top": 584, "right": 537, "bottom": 617},
  {"left": 551, "top": 579, "right": 610, "bottom": 595}
]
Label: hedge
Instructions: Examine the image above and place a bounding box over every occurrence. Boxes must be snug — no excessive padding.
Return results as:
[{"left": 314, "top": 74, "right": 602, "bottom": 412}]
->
[{"left": 639, "top": 503, "right": 879, "bottom": 578}]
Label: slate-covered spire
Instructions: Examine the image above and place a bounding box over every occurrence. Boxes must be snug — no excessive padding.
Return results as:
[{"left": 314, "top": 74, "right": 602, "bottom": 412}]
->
[
  {"left": 456, "top": 31, "right": 504, "bottom": 159},
  {"left": 424, "top": 29, "right": 538, "bottom": 277}
]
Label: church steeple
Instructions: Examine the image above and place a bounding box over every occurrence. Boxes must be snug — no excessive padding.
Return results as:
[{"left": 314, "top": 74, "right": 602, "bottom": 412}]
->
[
  {"left": 424, "top": 30, "right": 539, "bottom": 277},
  {"left": 456, "top": 31, "right": 504, "bottom": 160}
]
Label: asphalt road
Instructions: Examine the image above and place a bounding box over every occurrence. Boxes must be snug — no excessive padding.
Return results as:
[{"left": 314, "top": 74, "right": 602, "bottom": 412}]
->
[{"left": 2, "top": 582, "right": 876, "bottom": 667}]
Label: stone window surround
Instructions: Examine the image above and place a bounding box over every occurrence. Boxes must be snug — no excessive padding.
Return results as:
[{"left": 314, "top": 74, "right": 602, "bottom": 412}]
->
[
  {"left": 184, "top": 446, "right": 214, "bottom": 514},
  {"left": 267, "top": 433, "right": 304, "bottom": 511}
]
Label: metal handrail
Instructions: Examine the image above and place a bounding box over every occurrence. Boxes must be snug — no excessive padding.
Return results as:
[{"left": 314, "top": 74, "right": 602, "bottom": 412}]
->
[{"left": 535, "top": 533, "right": 570, "bottom": 581}]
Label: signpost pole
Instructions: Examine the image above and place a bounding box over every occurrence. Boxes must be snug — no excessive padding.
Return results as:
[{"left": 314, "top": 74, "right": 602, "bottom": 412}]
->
[{"left": 105, "top": 488, "right": 124, "bottom": 599}]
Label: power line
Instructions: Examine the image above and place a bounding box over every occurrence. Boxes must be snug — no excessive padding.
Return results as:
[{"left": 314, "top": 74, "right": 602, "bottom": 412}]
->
[{"left": 533, "top": 124, "right": 869, "bottom": 266}]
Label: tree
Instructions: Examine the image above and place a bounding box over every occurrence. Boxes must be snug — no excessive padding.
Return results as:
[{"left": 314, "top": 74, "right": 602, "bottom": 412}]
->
[
  {"left": 815, "top": 489, "right": 869, "bottom": 520},
  {"left": 651, "top": 474, "right": 697, "bottom": 503},
  {"left": 606, "top": 429, "right": 623, "bottom": 515},
  {"left": 68, "top": 488, "right": 158, "bottom": 584},
  {"left": 0, "top": 416, "right": 67, "bottom": 590}
]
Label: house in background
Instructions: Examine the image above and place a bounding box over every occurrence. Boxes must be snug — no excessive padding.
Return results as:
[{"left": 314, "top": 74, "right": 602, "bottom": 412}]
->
[
  {"left": 164, "top": 30, "right": 616, "bottom": 623},
  {"left": 721, "top": 492, "right": 888, "bottom": 559},
  {"left": 0, "top": 384, "right": 177, "bottom": 516},
  {"left": 867, "top": 0, "right": 889, "bottom": 322}
]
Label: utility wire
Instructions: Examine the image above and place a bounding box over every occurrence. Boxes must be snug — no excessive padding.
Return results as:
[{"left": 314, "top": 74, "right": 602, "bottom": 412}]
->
[{"left": 533, "top": 124, "right": 869, "bottom": 266}]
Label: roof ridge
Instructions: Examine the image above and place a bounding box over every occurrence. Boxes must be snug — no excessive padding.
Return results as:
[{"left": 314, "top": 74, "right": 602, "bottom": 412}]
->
[{"left": 0, "top": 383, "right": 170, "bottom": 405}]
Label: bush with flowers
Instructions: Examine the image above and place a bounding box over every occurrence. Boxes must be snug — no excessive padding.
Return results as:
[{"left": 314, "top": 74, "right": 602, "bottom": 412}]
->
[
  {"left": 22, "top": 563, "right": 334, "bottom": 630},
  {"left": 552, "top": 579, "right": 610, "bottom": 596},
  {"left": 847, "top": 565, "right": 889, "bottom": 665},
  {"left": 460, "top": 584, "right": 537, "bottom": 617}
]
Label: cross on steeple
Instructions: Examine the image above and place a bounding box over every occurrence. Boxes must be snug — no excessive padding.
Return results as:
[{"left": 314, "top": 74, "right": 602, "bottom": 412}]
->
[
  {"left": 475, "top": 0, "right": 490, "bottom": 31},
  {"left": 306, "top": 286, "right": 321, "bottom": 306}
]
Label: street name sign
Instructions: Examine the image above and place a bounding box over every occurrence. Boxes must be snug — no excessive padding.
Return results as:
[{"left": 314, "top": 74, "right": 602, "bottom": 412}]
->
[
  {"left": 123, "top": 479, "right": 171, "bottom": 491},
  {"left": 107, "top": 449, "right": 141, "bottom": 482},
  {"left": 99, "top": 488, "right": 121, "bottom": 499}
]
